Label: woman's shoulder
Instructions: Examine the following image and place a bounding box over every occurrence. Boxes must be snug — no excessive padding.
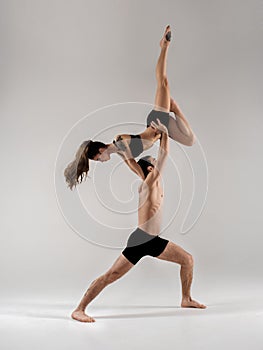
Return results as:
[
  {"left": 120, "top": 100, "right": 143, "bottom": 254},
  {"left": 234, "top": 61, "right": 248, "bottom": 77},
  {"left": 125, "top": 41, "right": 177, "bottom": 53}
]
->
[
  {"left": 113, "top": 133, "right": 131, "bottom": 142},
  {"left": 113, "top": 134, "right": 131, "bottom": 152}
]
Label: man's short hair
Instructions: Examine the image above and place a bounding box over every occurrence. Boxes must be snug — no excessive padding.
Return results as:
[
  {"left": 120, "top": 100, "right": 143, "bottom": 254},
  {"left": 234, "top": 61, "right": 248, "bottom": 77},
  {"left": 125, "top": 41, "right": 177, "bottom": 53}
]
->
[{"left": 137, "top": 156, "right": 153, "bottom": 179}]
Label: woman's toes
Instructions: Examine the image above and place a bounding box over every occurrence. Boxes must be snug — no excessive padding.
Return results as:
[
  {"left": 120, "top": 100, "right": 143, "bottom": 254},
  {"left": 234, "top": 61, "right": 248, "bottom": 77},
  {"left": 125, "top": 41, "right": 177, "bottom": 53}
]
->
[{"left": 160, "top": 25, "right": 172, "bottom": 47}]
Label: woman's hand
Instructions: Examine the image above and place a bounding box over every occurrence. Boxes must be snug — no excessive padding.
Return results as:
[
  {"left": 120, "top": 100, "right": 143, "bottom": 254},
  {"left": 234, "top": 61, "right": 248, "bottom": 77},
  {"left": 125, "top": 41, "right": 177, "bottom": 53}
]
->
[{"left": 150, "top": 118, "right": 168, "bottom": 134}]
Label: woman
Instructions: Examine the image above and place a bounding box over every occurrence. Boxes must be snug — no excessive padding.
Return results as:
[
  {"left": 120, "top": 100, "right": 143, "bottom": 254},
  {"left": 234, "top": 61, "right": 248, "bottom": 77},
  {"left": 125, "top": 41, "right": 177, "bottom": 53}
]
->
[{"left": 64, "top": 25, "right": 196, "bottom": 190}]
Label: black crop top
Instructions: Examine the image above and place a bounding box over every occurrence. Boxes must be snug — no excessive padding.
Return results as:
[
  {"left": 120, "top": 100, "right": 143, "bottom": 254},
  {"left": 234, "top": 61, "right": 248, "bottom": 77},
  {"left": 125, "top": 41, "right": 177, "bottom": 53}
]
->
[{"left": 113, "top": 134, "right": 144, "bottom": 158}]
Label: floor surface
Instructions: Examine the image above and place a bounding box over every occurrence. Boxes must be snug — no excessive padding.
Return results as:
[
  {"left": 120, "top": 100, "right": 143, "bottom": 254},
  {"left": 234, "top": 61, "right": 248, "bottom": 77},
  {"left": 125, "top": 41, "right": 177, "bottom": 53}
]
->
[{"left": 1, "top": 290, "right": 262, "bottom": 350}]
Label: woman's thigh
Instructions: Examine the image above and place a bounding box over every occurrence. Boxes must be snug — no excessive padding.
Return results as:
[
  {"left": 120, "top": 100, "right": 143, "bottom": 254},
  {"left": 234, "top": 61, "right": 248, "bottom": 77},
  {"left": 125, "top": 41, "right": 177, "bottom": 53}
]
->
[
  {"left": 168, "top": 115, "right": 191, "bottom": 145},
  {"left": 154, "top": 80, "right": 170, "bottom": 112}
]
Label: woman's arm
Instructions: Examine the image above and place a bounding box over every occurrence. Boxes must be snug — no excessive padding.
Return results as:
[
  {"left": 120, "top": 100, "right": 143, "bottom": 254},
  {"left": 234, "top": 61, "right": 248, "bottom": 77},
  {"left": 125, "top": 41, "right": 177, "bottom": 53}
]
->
[
  {"left": 113, "top": 135, "right": 145, "bottom": 180},
  {"left": 117, "top": 151, "right": 145, "bottom": 180}
]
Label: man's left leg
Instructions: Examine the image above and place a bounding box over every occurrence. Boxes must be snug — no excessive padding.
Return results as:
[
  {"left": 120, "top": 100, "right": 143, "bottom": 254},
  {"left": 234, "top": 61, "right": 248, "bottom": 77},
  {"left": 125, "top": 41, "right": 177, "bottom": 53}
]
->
[{"left": 155, "top": 241, "right": 206, "bottom": 308}]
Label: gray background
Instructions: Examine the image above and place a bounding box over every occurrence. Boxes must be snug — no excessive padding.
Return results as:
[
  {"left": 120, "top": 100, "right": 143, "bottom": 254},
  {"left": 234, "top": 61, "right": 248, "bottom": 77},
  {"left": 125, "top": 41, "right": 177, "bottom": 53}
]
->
[{"left": 1, "top": 0, "right": 262, "bottom": 309}]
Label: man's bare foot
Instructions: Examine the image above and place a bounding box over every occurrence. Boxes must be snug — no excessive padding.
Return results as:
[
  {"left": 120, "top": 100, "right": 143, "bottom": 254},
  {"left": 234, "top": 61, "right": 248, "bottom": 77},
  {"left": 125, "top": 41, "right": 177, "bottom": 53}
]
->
[
  {"left": 71, "top": 309, "right": 96, "bottom": 322},
  {"left": 160, "top": 25, "right": 171, "bottom": 48},
  {"left": 181, "top": 297, "right": 207, "bottom": 309}
]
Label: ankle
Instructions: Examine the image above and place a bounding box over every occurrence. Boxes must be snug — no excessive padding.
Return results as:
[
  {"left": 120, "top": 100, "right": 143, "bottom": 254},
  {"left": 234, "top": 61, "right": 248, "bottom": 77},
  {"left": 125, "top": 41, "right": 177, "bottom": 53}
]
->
[
  {"left": 74, "top": 306, "right": 85, "bottom": 313},
  {"left": 161, "top": 45, "right": 169, "bottom": 52}
]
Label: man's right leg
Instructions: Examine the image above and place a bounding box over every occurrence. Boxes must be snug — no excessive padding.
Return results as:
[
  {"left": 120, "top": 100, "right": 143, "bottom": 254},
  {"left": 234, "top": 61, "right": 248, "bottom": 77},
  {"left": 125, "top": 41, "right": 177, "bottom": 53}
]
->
[
  {"left": 71, "top": 254, "right": 134, "bottom": 322},
  {"left": 155, "top": 241, "right": 206, "bottom": 308}
]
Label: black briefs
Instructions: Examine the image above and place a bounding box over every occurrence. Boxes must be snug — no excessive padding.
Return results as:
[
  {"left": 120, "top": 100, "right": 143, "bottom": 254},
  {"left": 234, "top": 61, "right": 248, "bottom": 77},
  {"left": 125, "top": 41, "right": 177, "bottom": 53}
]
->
[
  {"left": 146, "top": 109, "right": 170, "bottom": 129},
  {"left": 122, "top": 227, "right": 169, "bottom": 265}
]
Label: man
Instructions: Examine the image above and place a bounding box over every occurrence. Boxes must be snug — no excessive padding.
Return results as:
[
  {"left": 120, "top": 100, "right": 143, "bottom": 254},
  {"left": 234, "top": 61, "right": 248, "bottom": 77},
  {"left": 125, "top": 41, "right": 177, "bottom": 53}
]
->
[{"left": 71, "top": 118, "right": 206, "bottom": 323}]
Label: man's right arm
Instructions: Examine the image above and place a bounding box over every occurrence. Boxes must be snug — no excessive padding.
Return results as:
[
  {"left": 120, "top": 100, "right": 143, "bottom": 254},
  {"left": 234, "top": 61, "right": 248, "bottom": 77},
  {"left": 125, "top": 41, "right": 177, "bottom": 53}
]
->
[{"left": 156, "top": 130, "right": 169, "bottom": 174}]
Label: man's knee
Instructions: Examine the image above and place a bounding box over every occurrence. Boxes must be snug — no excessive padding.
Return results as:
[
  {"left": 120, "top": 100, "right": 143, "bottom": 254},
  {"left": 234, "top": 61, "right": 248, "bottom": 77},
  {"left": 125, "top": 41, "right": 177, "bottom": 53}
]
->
[
  {"left": 104, "top": 271, "right": 121, "bottom": 284},
  {"left": 184, "top": 254, "right": 194, "bottom": 267}
]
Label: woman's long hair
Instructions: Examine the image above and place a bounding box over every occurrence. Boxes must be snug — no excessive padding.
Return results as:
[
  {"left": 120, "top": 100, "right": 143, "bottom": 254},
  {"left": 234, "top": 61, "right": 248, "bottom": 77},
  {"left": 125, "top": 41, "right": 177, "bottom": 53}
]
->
[{"left": 64, "top": 140, "right": 107, "bottom": 190}]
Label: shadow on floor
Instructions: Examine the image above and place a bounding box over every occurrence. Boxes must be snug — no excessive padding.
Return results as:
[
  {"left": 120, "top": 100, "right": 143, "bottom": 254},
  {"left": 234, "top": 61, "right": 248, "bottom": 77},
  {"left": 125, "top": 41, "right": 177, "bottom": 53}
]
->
[{"left": 1, "top": 297, "right": 262, "bottom": 321}]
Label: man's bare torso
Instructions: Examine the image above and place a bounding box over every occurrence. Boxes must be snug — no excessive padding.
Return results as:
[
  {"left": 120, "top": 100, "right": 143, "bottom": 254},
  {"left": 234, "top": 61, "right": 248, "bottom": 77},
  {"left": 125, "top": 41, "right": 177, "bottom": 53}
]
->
[{"left": 137, "top": 180, "right": 164, "bottom": 235}]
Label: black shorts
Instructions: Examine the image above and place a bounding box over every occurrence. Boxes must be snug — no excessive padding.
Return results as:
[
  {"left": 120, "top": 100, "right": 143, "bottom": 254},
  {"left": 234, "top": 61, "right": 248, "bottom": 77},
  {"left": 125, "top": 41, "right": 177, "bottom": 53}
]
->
[
  {"left": 122, "top": 227, "right": 169, "bottom": 265},
  {"left": 146, "top": 109, "right": 170, "bottom": 129}
]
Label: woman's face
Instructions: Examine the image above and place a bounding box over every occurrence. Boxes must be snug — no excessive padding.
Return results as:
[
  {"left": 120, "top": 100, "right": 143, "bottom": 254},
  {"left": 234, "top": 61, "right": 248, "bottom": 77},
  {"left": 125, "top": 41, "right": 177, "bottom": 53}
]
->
[{"left": 93, "top": 147, "right": 110, "bottom": 162}]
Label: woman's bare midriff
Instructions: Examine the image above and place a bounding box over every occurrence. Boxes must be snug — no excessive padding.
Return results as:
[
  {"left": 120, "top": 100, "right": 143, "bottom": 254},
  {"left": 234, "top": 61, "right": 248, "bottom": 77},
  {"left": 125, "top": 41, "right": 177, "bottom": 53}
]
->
[
  {"left": 140, "top": 127, "right": 161, "bottom": 151},
  {"left": 114, "top": 127, "right": 161, "bottom": 153}
]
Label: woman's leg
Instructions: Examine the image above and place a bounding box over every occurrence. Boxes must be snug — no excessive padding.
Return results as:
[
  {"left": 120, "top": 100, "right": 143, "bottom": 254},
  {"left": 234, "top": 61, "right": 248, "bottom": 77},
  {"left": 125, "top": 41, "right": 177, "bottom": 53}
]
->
[
  {"left": 153, "top": 27, "right": 195, "bottom": 146},
  {"left": 154, "top": 25, "right": 171, "bottom": 113},
  {"left": 168, "top": 97, "right": 196, "bottom": 146},
  {"left": 146, "top": 26, "right": 195, "bottom": 147}
]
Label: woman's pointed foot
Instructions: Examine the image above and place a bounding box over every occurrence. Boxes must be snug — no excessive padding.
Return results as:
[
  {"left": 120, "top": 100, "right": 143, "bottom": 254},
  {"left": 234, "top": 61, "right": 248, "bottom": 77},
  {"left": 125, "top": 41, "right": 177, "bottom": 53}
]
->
[{"left": 160, "top": 25, "right": 172, "bottom": 48}]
